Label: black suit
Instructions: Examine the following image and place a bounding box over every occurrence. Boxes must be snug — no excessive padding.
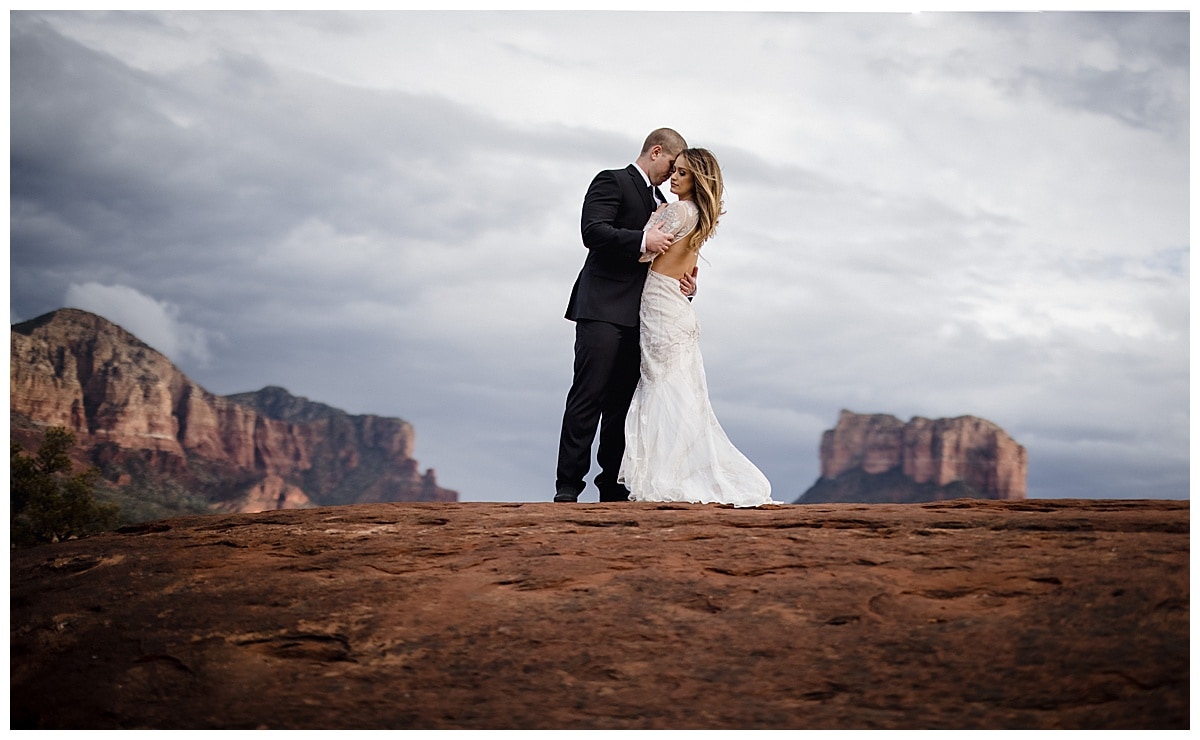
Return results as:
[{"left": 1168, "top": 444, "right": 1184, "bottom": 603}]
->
[{"left": 558, "top": 164, "right": 664, "bottom": 501}]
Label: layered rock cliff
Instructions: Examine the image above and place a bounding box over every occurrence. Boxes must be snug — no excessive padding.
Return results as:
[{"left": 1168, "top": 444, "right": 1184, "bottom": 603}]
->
[
  {"left": 10, "top": 308, "right": 455, "bottom": 519},
  {"left": 797, "top": 410, "right": 1027, "bottom": 504}
]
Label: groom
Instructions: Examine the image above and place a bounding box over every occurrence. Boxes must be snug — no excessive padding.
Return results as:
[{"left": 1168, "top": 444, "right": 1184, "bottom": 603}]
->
[{"left": 554, "top": 127, "right": 694, "bottom": 503}]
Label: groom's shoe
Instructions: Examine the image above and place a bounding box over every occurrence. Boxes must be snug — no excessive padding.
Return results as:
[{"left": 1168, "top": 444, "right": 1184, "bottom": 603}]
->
[
  {"left": 553, "top": 487, "right": 580, "bottom": 503},
  {"left": 598, "top": 486, "right": 630, "bottom": 503}
]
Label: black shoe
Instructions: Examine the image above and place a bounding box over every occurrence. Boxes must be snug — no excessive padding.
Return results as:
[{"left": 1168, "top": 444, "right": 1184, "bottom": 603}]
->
[
  {"left": 553, "top": 487, "right": 580, "bottom": 503},
  {"left": 598, "top": 487, "right": 630, "bottom": 502}
]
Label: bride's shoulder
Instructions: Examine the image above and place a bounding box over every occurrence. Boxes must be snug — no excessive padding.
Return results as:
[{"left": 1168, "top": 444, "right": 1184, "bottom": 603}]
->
[
  {"left": 662, "top": 199, "right": 699, "bottom": 222},
  {"left": 672, "top": 199, "right": 700, "bottom": 224}
]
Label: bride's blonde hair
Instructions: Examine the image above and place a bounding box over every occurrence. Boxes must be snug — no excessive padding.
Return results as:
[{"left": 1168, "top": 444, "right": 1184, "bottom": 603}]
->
[{"left": 680, "top": 148, "right": 725, "bottom": 249}]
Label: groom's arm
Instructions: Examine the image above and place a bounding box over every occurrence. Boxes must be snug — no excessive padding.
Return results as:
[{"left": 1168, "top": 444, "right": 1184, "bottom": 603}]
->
[{"left": 581, "top": 170, "right": 643, "bottom": 262}]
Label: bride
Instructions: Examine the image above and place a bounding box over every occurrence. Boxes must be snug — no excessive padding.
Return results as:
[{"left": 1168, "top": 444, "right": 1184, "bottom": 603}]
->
[{"left": 618, "top": 148, "right": 779, "bottom": 507}]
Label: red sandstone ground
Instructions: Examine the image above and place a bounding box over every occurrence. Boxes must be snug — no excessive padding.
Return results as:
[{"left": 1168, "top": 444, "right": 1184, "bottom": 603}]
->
[{"left": 9, "top": 499, "right": 1189, "bottom": 729}]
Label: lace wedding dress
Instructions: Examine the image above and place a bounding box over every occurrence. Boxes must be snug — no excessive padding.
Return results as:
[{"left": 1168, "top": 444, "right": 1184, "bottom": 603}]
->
[{"left": 618, "top": 201, "right": 778, "bottom": 507}]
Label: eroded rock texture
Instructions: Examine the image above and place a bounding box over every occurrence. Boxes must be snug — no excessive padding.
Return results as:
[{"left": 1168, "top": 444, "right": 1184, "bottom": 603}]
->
[
  {"left": 9, "top": 499, "right": 1188, "bottom": 729},
  {"left": 11, "top": 309, "right": 454, "bottom": 516}
]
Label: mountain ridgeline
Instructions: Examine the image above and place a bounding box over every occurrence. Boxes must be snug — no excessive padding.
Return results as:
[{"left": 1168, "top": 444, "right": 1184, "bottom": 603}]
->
[{"left": 10, "top": 309, "right": 455, "bottom": 522}]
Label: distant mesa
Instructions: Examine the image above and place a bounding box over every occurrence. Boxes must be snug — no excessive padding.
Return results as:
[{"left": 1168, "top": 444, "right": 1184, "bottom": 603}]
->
[
  {"left": 796, "top": 409, "right": 1027, "bottom": 504},
  {"left": 10, "top": 308, "right": 455, "bottom": 523}
]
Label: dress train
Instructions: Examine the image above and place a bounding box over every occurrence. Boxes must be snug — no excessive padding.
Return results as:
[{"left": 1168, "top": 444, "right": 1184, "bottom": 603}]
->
[{"left": 619, "top": 269, "right": 777, "bottom": 507}]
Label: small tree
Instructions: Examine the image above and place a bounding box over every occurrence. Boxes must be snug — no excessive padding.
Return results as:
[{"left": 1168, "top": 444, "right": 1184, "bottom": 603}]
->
[{"left": 11, "top": 427, "right": 119, "bottom": 546}]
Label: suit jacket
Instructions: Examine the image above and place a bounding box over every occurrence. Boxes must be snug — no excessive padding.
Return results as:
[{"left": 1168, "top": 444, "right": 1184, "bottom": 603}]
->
[{"left": 565, "top": 164, "right": 664, "bottom": 327}]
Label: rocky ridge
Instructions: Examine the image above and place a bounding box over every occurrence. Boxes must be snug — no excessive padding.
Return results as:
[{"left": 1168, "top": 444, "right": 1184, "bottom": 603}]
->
[
  {"left": 9, "top": 499, "right": 1188, "bottom": 729},
  {"left": 10, "top": 308, "right": 454, "bottom": 517},
  {"left": 798, "top": 410, "right": 1027, "bottom": 504}
]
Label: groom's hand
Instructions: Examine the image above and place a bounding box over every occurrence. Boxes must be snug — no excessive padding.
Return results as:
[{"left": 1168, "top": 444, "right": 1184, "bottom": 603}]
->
[
  {"left": 644, "top": 222, "right": 674, "bottom": 255},
  {"left": 679, "top": 266, "right": 698, "bottom": 296}
]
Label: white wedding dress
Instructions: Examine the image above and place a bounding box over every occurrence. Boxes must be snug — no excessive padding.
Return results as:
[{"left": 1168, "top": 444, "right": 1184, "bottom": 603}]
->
[{"left": 618, "top": 201, "right": 778, "bottom": 507}]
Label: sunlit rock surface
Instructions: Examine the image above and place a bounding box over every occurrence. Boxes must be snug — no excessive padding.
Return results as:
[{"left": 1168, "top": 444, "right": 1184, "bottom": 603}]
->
[{"left": 10, "top": 499, "right": 1187, "bottom": 729}]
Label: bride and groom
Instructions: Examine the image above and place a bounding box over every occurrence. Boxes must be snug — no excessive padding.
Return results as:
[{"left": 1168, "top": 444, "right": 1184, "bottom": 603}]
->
[{"left": 555, "top": 128, "right": 778, "bottom": 507}]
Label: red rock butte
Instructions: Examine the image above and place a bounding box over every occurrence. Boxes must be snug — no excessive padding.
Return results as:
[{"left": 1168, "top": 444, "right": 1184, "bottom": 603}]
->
[
  {"left": 10, "top": 308, "right": 455, "bottom": 514},
  {"left": 801, "top": 410, "right": 1027, "bottom": 503}
]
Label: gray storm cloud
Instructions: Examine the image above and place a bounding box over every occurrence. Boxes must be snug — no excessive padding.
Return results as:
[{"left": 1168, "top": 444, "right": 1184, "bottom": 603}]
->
[{"left": 10, "top": 10, "right": 1189, "bottom": 502}]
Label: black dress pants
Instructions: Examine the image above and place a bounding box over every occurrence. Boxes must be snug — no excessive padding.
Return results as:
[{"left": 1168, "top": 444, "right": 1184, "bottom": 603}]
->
[{"left": 556, "top": 319, "right": 640, "bottom": 500}]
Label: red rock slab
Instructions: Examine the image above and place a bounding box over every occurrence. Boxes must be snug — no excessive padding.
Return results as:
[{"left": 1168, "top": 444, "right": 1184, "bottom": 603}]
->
[{"left": 9, "top": 499, "right": 1188, "bottom": 729}]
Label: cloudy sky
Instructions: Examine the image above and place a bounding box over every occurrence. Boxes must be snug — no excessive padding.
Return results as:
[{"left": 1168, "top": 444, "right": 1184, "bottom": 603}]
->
[{"left": 10, "top": 9, "right": 1190, "bottom": 503}]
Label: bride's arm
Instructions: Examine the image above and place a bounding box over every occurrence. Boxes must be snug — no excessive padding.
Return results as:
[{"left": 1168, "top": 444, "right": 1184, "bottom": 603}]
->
[{"left": 639, "top": 203, "right": 683, "bottom": 263}]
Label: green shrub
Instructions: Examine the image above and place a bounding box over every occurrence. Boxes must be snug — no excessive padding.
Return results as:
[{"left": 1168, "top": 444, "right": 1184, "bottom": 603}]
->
[{"left": 11, "top": 427, "right": 120, "bottom": 546}]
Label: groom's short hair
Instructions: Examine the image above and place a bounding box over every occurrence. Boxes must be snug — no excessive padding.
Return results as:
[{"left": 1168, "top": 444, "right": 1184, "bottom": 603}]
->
[{"left": 641, "top": 128, "right": 687, "bottom": 156}]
